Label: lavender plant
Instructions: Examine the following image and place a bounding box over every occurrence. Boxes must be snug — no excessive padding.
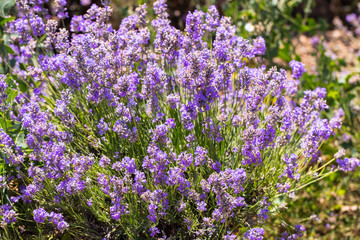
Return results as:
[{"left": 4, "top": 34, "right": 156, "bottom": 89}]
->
[{"left": 0, "top": 0, "right": 354, "bottom": 239}]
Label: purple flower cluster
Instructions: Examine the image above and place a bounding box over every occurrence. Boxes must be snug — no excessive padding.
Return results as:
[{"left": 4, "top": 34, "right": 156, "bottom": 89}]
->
[
  {"left": 329, "top": 108, "right": 344, "bottom": 129},
  {"left": 33, "top": 208, "right": 48, "bottom": 223},
  {"left": 1, "top": 204, "right": 17, "bottom": 227},
  {"left": 244, "top": 227, "right": 265, "bottom": 240},
  {"left": 54, "top": 90, "right": 75, "bottom": 128},
  {"left": 49, "top": 212, "right": 69, "bottom": 231},
  {"left": 289, "top": 60, "right": 306, "bottom": 79},
  {"left": 336, "top": 157, "right": 360, "bottom": 172},
  {"left": 0, "top": 74, "right": 7, "bottom": 105}
]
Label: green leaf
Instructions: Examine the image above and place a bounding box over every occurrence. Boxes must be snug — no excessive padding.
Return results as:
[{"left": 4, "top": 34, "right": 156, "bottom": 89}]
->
[
  {"left": 15, "top": 131, "right": 27, "bottom": 148},
  {"left": 19, "top": 63, "right": 26, "bottom": 71},
  {"left": 15, "top": 78, "right": 27, "bottom": 92},
  {"left": 61, "top": 232, "right": 73, "bottom": 240},
  {"left": 299, "top": 24, "right": 310, "bottom": 33},
  {"left": 0, "top": 16, "right": 14, "bottom": 26},
  {"left": 277, "top": 49, "right": 291, "bottom": 63},
  {"left": 272, "top": 196, "right": 286, "bottom": 208},
  {"left": 0, "top": 118, "right": 12, "bottom": 129},
  {"left": 38, "top": 34, "right": 47, "bottom": 42},
  {"left": 327, "top": 91, "right": 339, "bottom": 101},
  {"left": 7, "top": 89, "right": 18, "bottom": 103},
  {"left": 0, "top": 0, "right": 15, "bottom": 17},
  {"left": 9, "top": 123, "right": 21, "bottom": 132},
  {"left": 336, "top": 188, "right": 346, "bottom": 196},
  {"left": 4, "top": 44, "right": 14, "bottom": 54}
]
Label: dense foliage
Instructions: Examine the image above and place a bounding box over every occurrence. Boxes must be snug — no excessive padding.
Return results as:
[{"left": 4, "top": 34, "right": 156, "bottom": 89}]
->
[{"left": 0, "top": 0, "right": 359, "bottom": 239}]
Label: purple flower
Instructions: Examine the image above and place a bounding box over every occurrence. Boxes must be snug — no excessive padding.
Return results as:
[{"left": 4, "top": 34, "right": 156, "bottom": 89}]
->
[
  {"left": 134, "top": 170, "right": 147, "bottom": 194},
  {"left": 0, "top": 128, "right": 14, "bottom": 148},
  {"left": 54, "top": 90, "right": 75, "bottom": 128},
  {"left": 0, "top": 75, "right": 8, "bottom": 104},
  {"left": 289, "top": 60, "right": 306, "bottom": 79},
  {"left": 153, "top": 0, "right": 167, "bottom": 15},
  {"left": 336, "top": 157, "right": 360, "bottom": 172},
  {"left": 99, "top": 155, "right": 111, "bottom": 168},
  {"left": 293, "top": 224, "right": 306, "bottom": 238},
  {"left": 149, "top": 226, "right": 160, "bottom": 237},
  {"left": 142, "top": 189, "right": 169, "bottom": 224},
  {"left": 56, "top": 220, "right": 70, "bottom": 232},
  {"left": 281, "top": 154, "right": 299, "bottom": 179},
  {"left": 329, "top": 108, "right": 344, "bottom": 129},
  {"left": 80, "top": 0, "right": 91, "bottom": 6},
  {"left": 185, "top": 10, "right": 205, "bottom": 44},
  {"left": 244, "top": 227, "right": 265, "bottom": 240},
  {"left": 98, "top": 174, "right": 110, "bottom": 194},
  {"left": 22, "top": 184, "right": 42, "bottom": 202},
  {"left": 253, "top": 36, "right": 266, "bottom": 55},
  {"left": 346, "top": 13, "right": 357, "bottom": 24},
  {"left": 56, "top": 177, "right": 85, "bottom": 195},
  {"left": 49, "top": 212, "right": 69, "bottom": 232},
  {"left": 54, "top": 0, "right": 69, "bottom": 19},
  {"left": 180, "top": 102, "right": 197, "bottom": 130},
  {"left": 110, "top": 202, "right": 128, "bottom": 220},
  {"left": 33, "top": 208, "right": 49, "bottom": 223},
  {"left": 277, "top": 182, "right": 291, "bottom": 193},
  {"left": 150, "top": 124, "right": 169, "bottom": 144},
  {"left": 334, "top": 148, "right": 346, "bottom": 159},
  {"left": 70, "top": 15, "right": 87, "bottom": 32},
  {"left": 195, "top": 146, "right": 208, "bottom": 166},
  {"left": 112, "top": 156, "right": 136, "bottom": 174},
  {"left": 165, "top": 118, "right": 175, "bottom": 129},
  {"left": 177, "top": 152, "right": 193, "bottom": 170},
  {"left": 196, "top": 201, "right": 207, "bottom": 212},
  {"left": 30, "top": 15, "right": 46, "bottom": 36},
  {"left": 311, "top": 36, "right": 320, "bottom": 46},
  {"left": 223, "top": 232, "right": 237, "bottom": 240},
  {"left": 97, "top": 118, "right": 109, "bottom": 135},
  {"left": 1, "top": 205, "right": 16, "bottom": 225},
  {"left": 206, "top": 5, "right": 220, "bottom": 31},
  {"left": 202, "top": 118, "right": 223, "bottom": 142},
  {"left": 167, "top": 93, "right": 180, "bottom": 109}
]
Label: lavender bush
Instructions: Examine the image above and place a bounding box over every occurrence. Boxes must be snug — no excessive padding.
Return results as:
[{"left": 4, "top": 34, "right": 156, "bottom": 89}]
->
[{"left": 0, "top": 0, "right": 355, "bottom": 239}]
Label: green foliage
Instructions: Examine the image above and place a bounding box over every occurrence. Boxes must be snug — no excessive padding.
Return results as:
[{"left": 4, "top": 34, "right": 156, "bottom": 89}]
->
[{"left": 0, "top": 0, "right": 15, "bottom": 17}]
